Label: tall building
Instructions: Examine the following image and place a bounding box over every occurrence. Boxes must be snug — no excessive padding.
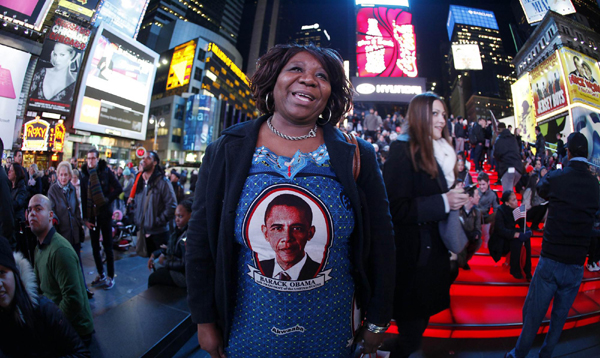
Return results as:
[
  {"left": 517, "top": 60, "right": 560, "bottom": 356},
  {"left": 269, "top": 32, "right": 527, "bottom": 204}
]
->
[
  {"left": 292, "top": 23, "right": 331, "bottom": 48},
  {"left": 138, "top": 0, "right": 244, "bottom": 50},
  {"left": 444, "top": 5, "right": 515, "bottom": 120},
  {"left": 237, "top": 0, "right": 280, "bottom": 76}
]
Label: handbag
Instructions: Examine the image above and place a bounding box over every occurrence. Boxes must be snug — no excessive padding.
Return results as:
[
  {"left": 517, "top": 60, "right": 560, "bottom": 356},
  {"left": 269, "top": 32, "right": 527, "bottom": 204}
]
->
[{"left": 438, "top": 209, "right": 469, "bottom": 253}]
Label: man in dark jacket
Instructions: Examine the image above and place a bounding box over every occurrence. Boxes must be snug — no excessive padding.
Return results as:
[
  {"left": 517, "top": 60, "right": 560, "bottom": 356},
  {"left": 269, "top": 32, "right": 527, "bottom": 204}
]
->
[
  {"left": 0, "top": 138, "right": 14, "bottom": 242},
  {"left": 494, "top": 123, "right": 523, "bottom": 193},
  {"left": 133, "top": 151, "right": 176, "bottom": 255},
  {"left": 534, "top": 126, "right": 546, "bottom": 164},
  {"left": 81, "top": 149, "right": 122, "bottom": 290},
  {"left": 507, "top": 133, "right": 599, "bottom": 358},
  {"left": 454, "top": 116, "right": 466, "bottom": 154},
  {"left": 470, "top": 118, "right": 486, "bottom": 171}
]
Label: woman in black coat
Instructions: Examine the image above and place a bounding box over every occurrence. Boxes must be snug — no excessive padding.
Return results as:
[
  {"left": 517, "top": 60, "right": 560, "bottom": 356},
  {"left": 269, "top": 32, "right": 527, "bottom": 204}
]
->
[
  {"left": 8, "top": 163, "right": 28, "bottom": 231},
  {"left": 383, "top": 92, "right": 469, "bottom": 358}
]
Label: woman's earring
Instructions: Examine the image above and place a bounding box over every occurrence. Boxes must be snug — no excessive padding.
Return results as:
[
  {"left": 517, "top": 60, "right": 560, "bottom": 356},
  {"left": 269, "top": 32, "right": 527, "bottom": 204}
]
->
[
  {"left": 317, "top": 107, "right": 331, "bottom": 125},
  {"left": 266, "top": 93, "right": 274, "bottom": 113}
]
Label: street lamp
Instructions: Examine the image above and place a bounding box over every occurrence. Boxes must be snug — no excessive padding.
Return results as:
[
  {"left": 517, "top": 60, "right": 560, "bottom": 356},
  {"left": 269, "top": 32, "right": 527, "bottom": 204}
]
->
[{"left": 149, "top": 115, "right": 165, "bottom": 151}]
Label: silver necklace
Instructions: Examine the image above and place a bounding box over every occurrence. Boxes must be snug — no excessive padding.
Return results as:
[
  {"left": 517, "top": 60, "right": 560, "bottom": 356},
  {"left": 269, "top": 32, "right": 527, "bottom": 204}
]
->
[{"left": 267, "top": 116, "right": 317, "bottom": 141}]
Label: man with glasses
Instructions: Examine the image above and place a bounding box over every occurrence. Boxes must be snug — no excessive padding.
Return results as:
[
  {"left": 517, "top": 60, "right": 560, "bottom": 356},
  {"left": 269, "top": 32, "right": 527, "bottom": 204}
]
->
[{"left": 81, "top": 148, "right": 122, "bottom": 290}]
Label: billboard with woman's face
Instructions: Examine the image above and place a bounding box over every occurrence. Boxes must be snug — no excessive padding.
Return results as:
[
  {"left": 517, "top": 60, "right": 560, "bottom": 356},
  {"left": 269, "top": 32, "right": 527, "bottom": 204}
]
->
[{"left": 27, "top": 17, "right": 92, "bottom": 114}]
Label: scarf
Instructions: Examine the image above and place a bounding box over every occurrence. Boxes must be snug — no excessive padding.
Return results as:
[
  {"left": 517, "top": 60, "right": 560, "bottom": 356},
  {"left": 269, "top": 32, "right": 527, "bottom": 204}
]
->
[
  {"left": 433, "top": 138, "right": 456, "bottom": 189},
  {"left": 87, "top": 167, "right": 108, "bottom": 218}
]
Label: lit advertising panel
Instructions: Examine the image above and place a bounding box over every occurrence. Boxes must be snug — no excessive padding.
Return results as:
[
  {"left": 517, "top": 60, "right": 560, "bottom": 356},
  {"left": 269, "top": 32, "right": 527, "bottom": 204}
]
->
[
  {"left": 28, "top": 17, "right": 92, "bottom": 114},
  {"left": 356, "top": 7, "right": 417, "bottom": 77},
  {"left": 447, "top": 5, "right": 498, "bottom": 40},
  {"left": 355, "top": 0, "right": 409, "bottom": 6},
  {"left": 451, "top": 44, "right": 483, "bottom": 70},
  {"left": 572, "top": 106, "right": 600, "bottom": 165},
  {"left": 351, "top": 76, "right": 425, "bottom": 102},
  {"left": 58, "top": 0, "right": 101, "bottom": 20},
  {"left": 559, "top": 47, "right": 600, "bottom": 110},
  {"left": 166, "top": 40, "right": 196, "bottom": 91},
  {"left": 530, "top": 51, "right": 567, "bottom": 118},
  {"left": 0, "top": 0, "right": 53, "bottom": 31},
  {"left": 512, "top": 75, "right": 536, "bottom": 144},
  {"left": 94, "top": 0, "right": 150, "bottom": 38},
  {"left": 183, "top": 94, "right": 219, "bottom": 153},
  {"left": 519, "top": 0, "right": 575, "bottom": 24},
  {"left": 73, "top": 24, "right": 158, "bottom": 140},
  {"left": 0, "top": 45, "right": 31, "bottom": 147}
]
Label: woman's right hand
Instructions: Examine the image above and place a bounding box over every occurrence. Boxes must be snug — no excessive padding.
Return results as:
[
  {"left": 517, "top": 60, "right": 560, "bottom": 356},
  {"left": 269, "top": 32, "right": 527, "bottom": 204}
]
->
[
  {"left": 197, "top": 323, "right": 226, "bottom": 358},
  {"left": 446, "top": 189, "right": 469, "bottom": 210}
]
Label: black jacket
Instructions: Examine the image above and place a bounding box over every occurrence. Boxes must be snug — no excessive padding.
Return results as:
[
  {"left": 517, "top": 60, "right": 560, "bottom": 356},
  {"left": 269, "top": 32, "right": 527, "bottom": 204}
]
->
[
  {"left": 383, "top": 140, "right": 452, "bottom": 320},
  {"left": 133, "top": 167, "right": 177, "bottom": 235},
  {"left": 0, "top": 163, "right": 14, "bottom": 242},
  {"left": 454, "top": 123, "right": 465, "bottom": 138},
  {"left": 535, "top": 132, "right": 546, "bottom": 157},
  {"left": 80, "top": 159, "right": 123, "bottom": 220},
  {"left": 469, "top": 123, "right": 485, "bottom": 145},
  {"left": 537, "top": 160, "right": 599, "bottom": 265},
  {"left": 11, "top": 179, "right": 28, "bottom": 226},
  {"left": 489, "top": 204, "right": 521, "bottom": 262},
  {"left": 152, "top": 226, "right": 187, "bottom": 273},
  {"left": 494, "top": 129, "right": 523, "bottom": 178},
  {"left": 185, "top": 115, "right": 396, "bottom": 342}
]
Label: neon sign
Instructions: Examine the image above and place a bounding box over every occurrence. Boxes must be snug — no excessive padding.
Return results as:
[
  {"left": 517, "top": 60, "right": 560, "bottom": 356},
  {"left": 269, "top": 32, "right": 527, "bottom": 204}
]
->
[
  {"left": 50, "top": 123, "right": 66, "bottom": 153},
  {"left": 356, "top": 7, "right": 418, "bottom": 77},
  {"left": 22, "top": 119, "right": 50, "bottom": 151}
]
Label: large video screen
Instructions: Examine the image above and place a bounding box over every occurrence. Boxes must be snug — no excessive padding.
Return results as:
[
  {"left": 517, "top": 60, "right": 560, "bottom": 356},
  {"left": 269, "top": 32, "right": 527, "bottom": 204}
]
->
[
  {"left": 27, "top": 17, "right": 92, "bottom": 114},
  {"left": 0, "top": 45, "right": 31, "bottom": 148},
  {"left": 356, "top": 7, "right": 418, "bottom": 78},
  {"left": 0, "top": 0, "right": 53, "bottom": 31},
  {"left": 58, "top": 0, "right": 101, "bottom": 20},
  {"left": 74, "top": 24, "right": 158, "bottom": 140},
  {"left": 451, "top": 44, "right": 483, "bottom": 70},
  {"left": 447, "top": 5, "right": 498, "bottom": 40},
  {"left": 94, "top": 0, "right": 149, "bottom": 39},
  {"left": 520, "top": 0, "right": 575, "bottom": 24},
  {"left": 355, "top": 0, "right": 409, "bottom": 6}
]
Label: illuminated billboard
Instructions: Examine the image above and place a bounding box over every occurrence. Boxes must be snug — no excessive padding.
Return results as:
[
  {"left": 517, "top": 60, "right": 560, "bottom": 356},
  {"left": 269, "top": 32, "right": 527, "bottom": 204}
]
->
[
  {"left": 0, "top": 45, "right": 31, "bottom": 148},
  {"left": 351, "top": 76, "right": 425, "bottom": 102},
  {"left": 58, "top": 0, "right": 101, "bottom": 20},
  {"left": 530, "top": 51, "right": 567, "bottom": 118},
  {"left": 520, "top": 0, "right": 575, "bottom": 24},
  {"left": 355, "top": 0, "right": 409, "bottom": 6},
  {"left": 447, "top": 5, "right": 498, "bottom": 40},
  {"left": 356, "top": 7, "right": 418, "bottom": 78},
  {"left": 93, "top": 0, "right": 149, "bottom": 38},
  {"left": 0, "top": 0, "right": 53, "bottom": 31},
  {"left": 512, "top": 75, "right": 536, "bottom": 145},
  {"left": 28, "top": 17, "right": 92, "bottom": 114},
  {"left": 573, "top": 106, "right": 600, "bottom": 165},
  {"left": 183, "top": 94, "right": 219, "bottom": 152},
  {"left": 166, "top": 40, "right": 196, "bottom": 91},
  {"left": 559, "top": 47, "right": 600, "bottom": 110},
  {"left": 451, "top": 44, "right": 483, "bottom": 70},
  {"left": 73, "top": 24, "right": 158, "bottom": 140}
]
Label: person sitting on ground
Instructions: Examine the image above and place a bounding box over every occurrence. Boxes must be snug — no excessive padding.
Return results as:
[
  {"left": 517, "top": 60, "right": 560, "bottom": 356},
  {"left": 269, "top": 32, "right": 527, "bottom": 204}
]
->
[
  {"left": 522, "top": 175, "right": 548, "bottom": 231},
  {"left": 147, "top": 199, "right": 192, "bottom": 288},
  {"left": 457, "top": 186, "right": 482, "bottom": 271},
  {"left": 476, "top": 172, "right": 499, "bottom": 246},
  {"left": 489, "top": 191, "right": 532, "bottom": 280},
  {"left": 0, "top": 237, "right": 90, "bottom": 357}
]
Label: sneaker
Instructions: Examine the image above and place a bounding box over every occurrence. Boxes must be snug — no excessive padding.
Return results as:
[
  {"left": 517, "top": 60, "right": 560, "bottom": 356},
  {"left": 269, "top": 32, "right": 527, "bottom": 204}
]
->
[
  {"left": 104, "top": 277, "right": 115, "bottom": 290},
  {"left": 91, "top": 274, "right": 107, "bottom": 287},
  {"left": 587, "top": 262, "right": 600, "bottom": 272}
]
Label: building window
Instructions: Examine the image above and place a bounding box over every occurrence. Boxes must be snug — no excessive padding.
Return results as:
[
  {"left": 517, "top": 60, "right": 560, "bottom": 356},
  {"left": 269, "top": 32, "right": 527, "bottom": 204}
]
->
[
  {"left": 192, "top": 87, "right": 200, "bottom": 94},
  {"left": 174, "top": 104, "right": 184, "bottom": 120},
  {"left": 158, "top": 128, "right": 169, "bottom": 136},
  {"left": 197, "top": 49, "right": 206, "bottom": 61},
  {"left": 194, "top": 67, "right": 203, "bottom": 81}
]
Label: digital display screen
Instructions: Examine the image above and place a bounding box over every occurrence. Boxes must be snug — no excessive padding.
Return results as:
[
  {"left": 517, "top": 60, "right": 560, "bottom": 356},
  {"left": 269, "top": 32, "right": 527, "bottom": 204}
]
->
[
  {"left": 520, "top": 0, "right": 575, "bottom": 24},
  {"left": 167, "top": 40, "right": 196, "bottom": 91},
  {"left": 58, "top": 0, "right": 101, "bottom": 20},
  {"left": 452, "top": 44, "right": 483, "bottom": 70},
  {"left": 0, "top": 0, "right": 53, "bottom": 31},
  {"left": 355, "top": 0, "right": 409, "bottom": 6},
  {"left": 94, "top": 0, "right": 149, "bottom": 39},
  {"left": 447, "top": 5, "right": 498, "bottom": 40},
  {"left": 73, "top": 24, "right": 158, "bottom": 140}
]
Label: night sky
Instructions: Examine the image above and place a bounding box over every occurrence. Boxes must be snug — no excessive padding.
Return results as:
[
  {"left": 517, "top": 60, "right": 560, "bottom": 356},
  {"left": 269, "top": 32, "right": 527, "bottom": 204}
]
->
[{"left": 276, "top": 0, "right": 519, "bottom": 82}]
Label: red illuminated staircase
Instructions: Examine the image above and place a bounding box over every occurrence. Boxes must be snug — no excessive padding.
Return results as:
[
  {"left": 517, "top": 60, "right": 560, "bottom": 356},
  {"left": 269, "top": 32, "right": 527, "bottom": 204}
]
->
[{"left": 389, "top": 159, "right": 600, "bottom": 338}]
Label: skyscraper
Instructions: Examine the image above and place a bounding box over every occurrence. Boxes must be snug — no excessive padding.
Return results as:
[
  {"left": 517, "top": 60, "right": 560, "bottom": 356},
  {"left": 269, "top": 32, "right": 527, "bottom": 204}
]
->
[{"left": 444, "top": 5, "right": 515, "bottom": 119}]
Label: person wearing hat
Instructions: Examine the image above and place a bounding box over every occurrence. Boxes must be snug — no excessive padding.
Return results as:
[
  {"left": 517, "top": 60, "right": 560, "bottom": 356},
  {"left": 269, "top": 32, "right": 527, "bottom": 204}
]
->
[
  {"left": 170, "top": 169, "right": 184, "bottom": 204},
  {"left": 506, "top": 132, "right": 600, "bottom": 358}
]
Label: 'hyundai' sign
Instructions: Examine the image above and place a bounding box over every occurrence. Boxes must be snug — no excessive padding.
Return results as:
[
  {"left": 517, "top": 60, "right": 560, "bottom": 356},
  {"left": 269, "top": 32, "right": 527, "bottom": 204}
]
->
[{"left": 351, "top": 77, "right": 426, "bottom": 102}]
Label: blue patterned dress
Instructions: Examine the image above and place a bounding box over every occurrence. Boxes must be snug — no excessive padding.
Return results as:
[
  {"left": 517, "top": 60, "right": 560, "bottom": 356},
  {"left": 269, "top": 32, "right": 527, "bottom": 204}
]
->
[{"left": 226, "top": 145, "right": 357, "bottom": 357}]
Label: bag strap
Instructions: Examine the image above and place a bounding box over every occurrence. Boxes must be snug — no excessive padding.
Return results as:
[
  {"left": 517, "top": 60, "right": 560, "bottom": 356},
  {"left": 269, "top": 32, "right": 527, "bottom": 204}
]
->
[{"left": 342, "top": 132, "right": 361, "bottom": 181}]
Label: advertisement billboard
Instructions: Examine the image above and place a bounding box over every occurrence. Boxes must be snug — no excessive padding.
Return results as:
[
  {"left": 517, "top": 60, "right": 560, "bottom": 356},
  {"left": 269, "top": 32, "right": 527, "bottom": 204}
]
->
[
  {"left": 27, "top": 18, "right": 91, "bottom": 115},
  {"left": 356, "top": 7, "right": 417, "bottom": 77},
  {"left": 73, "top": 24, "right": 158, "bottom": 140},
  {"left": 166, "top": 40, "right": 196, "bottom": 91},
  {"left": 355, "top": 0, "right": 409, "bottom": 6},
  {"left": 0, "top": 0, "right": 53, "bottom": 31},
  {"left": 512, "top": 75, "right": 536, "bottom": 145},
  {"left": 183, "top": 94, "right": 219, "bottom": 153},
  {"left": 572, "top": 106, "right": 600, "bottom": 166},
  {"left": 351, "top": 76, "right": 425, "bottom": 102},
  {"left": 58, "top": 0, "right": 101, "bottom": 20},
  {"left": 0, "top": 45, "right": 31, "bottom": 148},
  {"left": 94, "top": 0, "right": 149, "bottom": 38},
  {"left": 559, "top": 47, "right": 600, "bottom": 110},
  {"left": 451, "top": 44, "right": 483, "bottom": 70},
  {"left": 519, "top": 0, "right": 575, "bottom": 24},
  {"left": 447, "top": 5, "right": 498, "bottom": 40},
  {"left": 530, "top": 51, "right": 567, "bottom": 118}
]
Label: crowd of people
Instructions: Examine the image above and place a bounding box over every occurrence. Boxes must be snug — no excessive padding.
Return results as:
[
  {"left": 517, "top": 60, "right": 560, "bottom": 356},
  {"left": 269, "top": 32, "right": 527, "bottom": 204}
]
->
[{"left": 1, "top": 43, "right": 599, "bottom": 358}]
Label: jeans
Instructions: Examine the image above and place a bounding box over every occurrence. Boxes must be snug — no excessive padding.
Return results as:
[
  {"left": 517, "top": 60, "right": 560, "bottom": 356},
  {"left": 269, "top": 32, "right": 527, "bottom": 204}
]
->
[
  {"left": 507, "top": 256, "right": 583, "bottom": 358},
  {"left": 89, "top": 213, "right": 114, "bottom": 278},
  {"left": 501, "top": 171, "right": 522, "bottom": 193},
  {"left": 471, "top": 144, "right": 484, "bottom": 171},
  {"left": 386, "top": 317, "right": 430, "bottom": 358}
]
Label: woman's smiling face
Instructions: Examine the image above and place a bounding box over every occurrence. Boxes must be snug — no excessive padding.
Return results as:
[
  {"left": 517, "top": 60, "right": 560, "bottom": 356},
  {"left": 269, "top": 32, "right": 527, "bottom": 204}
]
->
[{"left": 431, "top": 100, "right": 446, "bottom": 140}]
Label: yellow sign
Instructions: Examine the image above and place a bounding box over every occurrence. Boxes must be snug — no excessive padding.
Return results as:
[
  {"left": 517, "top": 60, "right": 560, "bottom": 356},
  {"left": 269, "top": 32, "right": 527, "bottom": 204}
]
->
[
  {"left": 22, "top": 119, "right": 50, "bottom": 151},
  {"left": 207, "top": 43, "right": 250, "bottom": 86},
  {"left": 167, "top": 40, "right": 197, "bottom": 90},
  {"left": 58, "top": 0, "right": 95, "bottom": 18},
  {"left": 512, "top": 75, "right": 536, "bottom": 145},
  {"left": 559, "top": 47, "right": 600, "bottom": 110},
  {"left": 530, "top": 51, "right": 567, "bottom": 119}
]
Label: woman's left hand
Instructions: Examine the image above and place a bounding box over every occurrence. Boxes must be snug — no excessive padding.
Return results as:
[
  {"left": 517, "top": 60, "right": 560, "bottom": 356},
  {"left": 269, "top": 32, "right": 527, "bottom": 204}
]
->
[{"left": 356, "top": 327, "right": 385, "bottom": 355}]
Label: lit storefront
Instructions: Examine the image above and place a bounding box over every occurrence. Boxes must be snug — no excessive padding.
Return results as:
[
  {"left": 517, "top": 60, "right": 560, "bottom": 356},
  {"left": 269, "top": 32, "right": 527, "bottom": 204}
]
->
[{"left": 21, "top": 118, "right": 66, "bottom": 169}]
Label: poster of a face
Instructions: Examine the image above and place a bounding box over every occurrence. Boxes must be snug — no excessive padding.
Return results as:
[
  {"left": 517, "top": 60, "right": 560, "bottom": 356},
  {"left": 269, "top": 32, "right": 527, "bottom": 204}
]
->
[
  {"left": 530, "top": 52, "right": 567, "bottom": 118},
  {"left": 560, "top": 47, "right": 600, "bottom": 110},
  {"left": 0, "top": 45, "right": 31, "bottom": 147},
  {"left": 27, "top": 17, "right": 91, "bottom": 114},
  {"left": 242, "top": 185, "right": 333, "bottom": 292},
  {"left": 512, "top": 75, "right": 536, "bottom": 144},
  {"left": 572, "top": 106, "right": 600, "bottom": 166}
]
